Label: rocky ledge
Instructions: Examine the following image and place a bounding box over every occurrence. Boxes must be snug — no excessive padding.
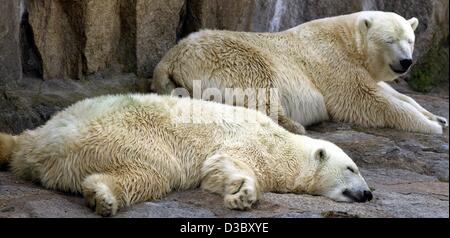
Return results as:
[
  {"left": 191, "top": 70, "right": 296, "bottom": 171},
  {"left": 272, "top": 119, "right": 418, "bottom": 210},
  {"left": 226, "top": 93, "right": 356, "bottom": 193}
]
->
[{"left": 0, "top": 78, "right": 448, "bottom": 218}]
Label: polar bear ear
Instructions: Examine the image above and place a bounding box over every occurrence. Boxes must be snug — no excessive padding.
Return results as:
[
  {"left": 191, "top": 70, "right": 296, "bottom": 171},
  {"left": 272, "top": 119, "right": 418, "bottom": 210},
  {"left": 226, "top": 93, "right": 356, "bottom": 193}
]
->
[
  {"left": 358, "top": 16, "right": 373, "bottom": 34},
  {"left": 408, "top": 17, "right": 419, "bottom": 31},
  {"left": 314, "top": 148, "right": 328, "bottom": 162}
]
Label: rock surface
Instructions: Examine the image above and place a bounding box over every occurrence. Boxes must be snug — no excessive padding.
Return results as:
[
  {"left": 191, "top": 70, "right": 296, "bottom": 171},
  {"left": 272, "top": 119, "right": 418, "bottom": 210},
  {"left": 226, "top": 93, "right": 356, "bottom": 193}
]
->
[
  {"left": 0, "top": 80, "right": 447, "bottom": 218},
  {"left": 27, "top": 0, "right": 140, "bottom": 79},
  {"left": 84, "top": 0, "right": 122, "bottom": 75},
  {"left": 0, "top": 0, "right": 22, "bottom": 87},
  {"left": 25, "top": 0, "right": 186, "bottom": 79},
  {"left": 27, "top": 0, "right": 86, "bottom": 80},
  {"left": 0, "top": 75, "right": 149, "bottom": 134},
  {"left": 136, "top": 0, "right": 185, "bottom": 78}
]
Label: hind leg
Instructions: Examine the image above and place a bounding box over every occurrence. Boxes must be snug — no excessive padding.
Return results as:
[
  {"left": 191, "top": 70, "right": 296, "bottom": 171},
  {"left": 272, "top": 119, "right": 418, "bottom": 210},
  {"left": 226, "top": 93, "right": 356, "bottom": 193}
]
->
[
  {"left": 82, "top": 168, "right": 171, "bottom": 217},
  {"left": 262, "top": 89, "right": 306, "bottom": 134},
  {"left": 151, "top": 75, "right": 178, "bottom": 94},
  {"left": 278, "top": 113, "right": 306, "bottom": 134},
  {"left": 151, "top": 63, "right": 178, "bottom": 94},
  {"left": 229, "top": 87, "right": 306, "bottom": 135},
  {"left": 270, "top": 94, "right": 306, "bottom": 134}
]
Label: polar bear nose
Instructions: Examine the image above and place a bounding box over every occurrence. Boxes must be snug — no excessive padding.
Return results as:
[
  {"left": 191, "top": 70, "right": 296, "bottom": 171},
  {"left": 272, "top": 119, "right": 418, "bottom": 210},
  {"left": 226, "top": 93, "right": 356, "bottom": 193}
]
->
[
  {"left": 363, "top": 190, "right": 373, "bottom": 201},
  {"left": 343, "top": 189, "right": 373, "bottom": 202},
  {"left": 400, "top": 59, "right": 413, "bottom": 70}
]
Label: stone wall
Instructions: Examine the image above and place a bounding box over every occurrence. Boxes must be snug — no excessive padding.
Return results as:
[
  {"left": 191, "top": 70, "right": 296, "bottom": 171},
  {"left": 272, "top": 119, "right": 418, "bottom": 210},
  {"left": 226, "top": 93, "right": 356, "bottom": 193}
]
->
[
  {"left": 0, "top": 0, "right": 22, "bottom": 88},
  {"left": 21, "top": 0, "right": 186, "bottom": 79}
]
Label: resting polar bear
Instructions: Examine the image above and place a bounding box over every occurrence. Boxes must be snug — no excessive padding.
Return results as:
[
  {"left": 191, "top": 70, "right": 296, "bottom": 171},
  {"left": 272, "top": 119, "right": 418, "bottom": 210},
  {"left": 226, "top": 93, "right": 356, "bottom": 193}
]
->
[
  {"left": 0, "top": 94, "right": 371, "bottom": 217},
  {"left": 152, "top": 11, "right": 448, "bottom": 134}
]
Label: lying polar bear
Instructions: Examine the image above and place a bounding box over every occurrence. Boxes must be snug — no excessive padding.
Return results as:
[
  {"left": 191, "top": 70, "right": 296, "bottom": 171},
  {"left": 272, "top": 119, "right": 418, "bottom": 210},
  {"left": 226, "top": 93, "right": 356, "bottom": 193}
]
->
[
  {"left": 152, "top": 11, "right": 448, "bottom": 134},
  {"left": 0, "top": 94, "right": 371, "bottom": 217}
]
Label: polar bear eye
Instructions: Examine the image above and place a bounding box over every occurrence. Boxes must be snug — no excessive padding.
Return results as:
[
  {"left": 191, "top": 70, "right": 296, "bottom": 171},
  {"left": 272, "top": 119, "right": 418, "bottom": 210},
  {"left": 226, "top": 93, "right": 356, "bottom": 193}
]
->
[
  {"left": 347, "top": 167, "right": 356, "bottom": 174},
  {"left": 407, "top": 39, "right": 414, "bottom": 44},
  {"left": 385, "top": 39, "right": 395, "bottom": 44}
]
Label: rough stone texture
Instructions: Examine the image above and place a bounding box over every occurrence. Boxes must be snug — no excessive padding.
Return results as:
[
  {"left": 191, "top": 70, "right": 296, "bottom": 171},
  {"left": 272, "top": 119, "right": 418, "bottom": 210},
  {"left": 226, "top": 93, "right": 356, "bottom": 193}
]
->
[
  {"left": 25, "top": 0, "right": 185, "bottom": 79},
  {"left": 28, "top": 0, "right": 86, "bottom": 80},
  {"left": 0, "top": 75, "right": 149, "bottom": 134},
  {"left": 118, "top": 0, "right": 137, "bottom": 74},
  {"left": 0, "top": 82, "right": 447, "bottom": 218},
  {"left": 20, "top": 9, "right": 43, "bottom": 78},
  {"left": 0, "top": 0, "right": 22, "bottom": 87},
  {"left": 136, "top": 0, "right": 185, "bottom": 78},
  {"left": 27, "top": 0, "right": 139, "bottom": 80},
  {"left": 84, "top": 0, "right": 121, "bottom": 74},
  {"left": 0, "top": 168, "right": 447, "bottom": 218},
  {"left": 181, "top": 0, "right": 258, "bottom": 34}
]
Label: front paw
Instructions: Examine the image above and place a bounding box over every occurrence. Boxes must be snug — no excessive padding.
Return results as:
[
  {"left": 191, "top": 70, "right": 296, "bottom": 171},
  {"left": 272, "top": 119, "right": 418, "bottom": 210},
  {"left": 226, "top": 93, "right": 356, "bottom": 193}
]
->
[
  {"left": 83, "top": 179, "right": 119, "bottom": 217},
  {"left": 436, "top": 116, "right": 448, "bottom": 128},
  {"left": 426, "top": 120, "right": 444, "bottom": 134},
  {"left": 425, "top": 113, "right": 448, "bottom": 128},
  {"left": 224, "top": 180, "right": 258, "bottom": 210}
]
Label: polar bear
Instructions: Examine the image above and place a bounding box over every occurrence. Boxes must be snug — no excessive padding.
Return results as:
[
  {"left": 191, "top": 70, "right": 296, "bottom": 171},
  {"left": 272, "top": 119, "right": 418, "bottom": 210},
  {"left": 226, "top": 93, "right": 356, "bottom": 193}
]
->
[
  {"left": 0, "top": 94, "right": 371, "bottom": 217},
  {"left": 152, "top": 11, "right": 448, "bottom": 134}
]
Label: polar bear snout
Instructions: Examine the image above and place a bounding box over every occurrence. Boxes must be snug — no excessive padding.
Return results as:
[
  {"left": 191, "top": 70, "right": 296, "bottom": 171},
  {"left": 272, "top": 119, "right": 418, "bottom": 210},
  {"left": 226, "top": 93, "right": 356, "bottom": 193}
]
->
[
  {"left": 399, "top": 59, "right": 413, "bottom": 71},
  {"left": 342, "top": 189, "right": 373, "bottom": 203},
  {"left": 390, "top": 58, "right": 413, "bottom": 74}
]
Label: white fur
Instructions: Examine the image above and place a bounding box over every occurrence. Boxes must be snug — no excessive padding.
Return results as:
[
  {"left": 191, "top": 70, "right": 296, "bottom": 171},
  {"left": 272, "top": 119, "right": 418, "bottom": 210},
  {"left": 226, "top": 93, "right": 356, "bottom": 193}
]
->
[
  {"left": 152, "top": 11, "right": 447, "bottom": 134},
  {"left": 2, "top": 94, "right": 371, "bottom": 216}
]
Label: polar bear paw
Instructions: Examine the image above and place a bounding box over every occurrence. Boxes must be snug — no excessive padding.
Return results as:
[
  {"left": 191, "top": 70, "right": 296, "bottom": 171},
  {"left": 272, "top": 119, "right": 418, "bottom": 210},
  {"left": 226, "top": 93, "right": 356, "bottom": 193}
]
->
[
  {"left": 425, "top": 120, "right": 444, "bottom": 134},
  {"left": 82, "top": 176, "right": 119, "bottom": 217},
  {"left": 284, "top": 120, "right": 307, "bottom": 135},
  {"left": 435, "top": 116, "right": 448, "bottom": 128},
  {"left": 424, "top": 113, "right": 448, "bottom": 128},
  {"left": 224, "top": 180, "right": 258, "bottom": 210}
]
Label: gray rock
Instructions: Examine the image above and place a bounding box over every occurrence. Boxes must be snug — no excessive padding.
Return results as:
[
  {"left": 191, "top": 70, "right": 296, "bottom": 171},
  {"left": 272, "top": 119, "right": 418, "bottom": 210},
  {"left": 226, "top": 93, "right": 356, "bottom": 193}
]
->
[
  {"left": 28, "top": 0, "right": 86, "bottom": 80},
  {"left": 25, "top": 0, "right": 186, "bottom": 80},
  {"left": 136, "top": 0, "right": 185, "bottom": 78},
  {"left": 27, "top": 0, "right": 140, "bottom": 80},
  {"left": 116, "top": 201, "right": 216, "bottom": 218},
  {"left": 1, "top": 168, "right": 447, "bottom": 218},
  {"left": 0, "top": 75, "right": 149, "bottom": 134},
  {"left": 0, "top": 0, "right": 22, "bottom": 87},
  {"left": 84, "top": 0, "right": 122, "bottom": 75}
]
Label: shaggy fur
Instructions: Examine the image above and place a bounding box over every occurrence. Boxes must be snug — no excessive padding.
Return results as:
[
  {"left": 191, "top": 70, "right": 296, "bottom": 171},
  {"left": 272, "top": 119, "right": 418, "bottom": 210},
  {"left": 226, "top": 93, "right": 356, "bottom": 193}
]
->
[
  {"left": 152, "top": 11, "right": 448, "bottom": 134},
  {"left": 0, "top": 94, "right": 369, "bottom": 216}
]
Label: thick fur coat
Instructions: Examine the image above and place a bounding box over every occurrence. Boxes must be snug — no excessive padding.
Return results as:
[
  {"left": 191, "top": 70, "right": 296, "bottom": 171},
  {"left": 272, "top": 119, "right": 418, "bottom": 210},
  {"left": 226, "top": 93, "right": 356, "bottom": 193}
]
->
[
  {"left": 0, "top": 94, "right": 370, "bottom": 216},
  {"left": 152, "top": 11, "right": 448, "bottom": 134}
]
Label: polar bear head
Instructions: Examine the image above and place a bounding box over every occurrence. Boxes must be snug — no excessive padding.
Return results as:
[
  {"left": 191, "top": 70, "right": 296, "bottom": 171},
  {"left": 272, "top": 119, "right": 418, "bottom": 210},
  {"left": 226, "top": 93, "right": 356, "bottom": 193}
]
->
[
  {"left": 294, "top": 138, "right": 372, "bottom": 203},
  {"left": 358, "top": 11, "right": 419, "bottom": 82}
]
